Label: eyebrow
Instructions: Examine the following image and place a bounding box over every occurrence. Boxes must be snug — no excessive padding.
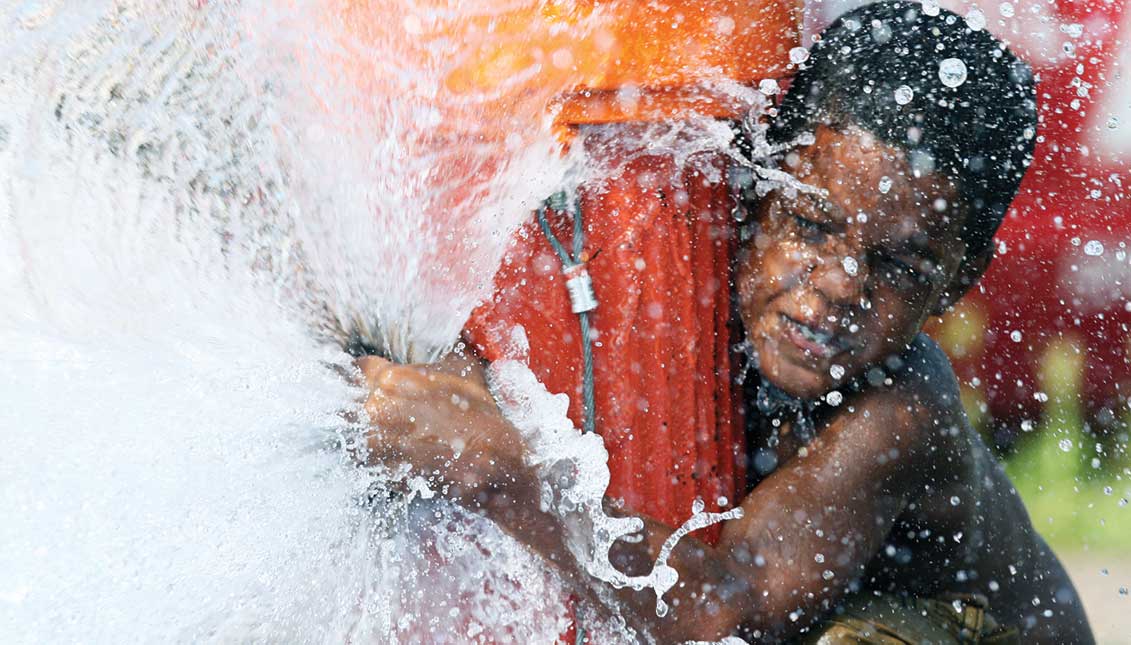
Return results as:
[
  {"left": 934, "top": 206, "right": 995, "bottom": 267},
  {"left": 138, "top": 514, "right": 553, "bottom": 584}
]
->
[
  {"left": 790, "top": 193, "right": 945, "bottom": 269},
  {"left": 890, "top": 238, "right": 941, "bottom": 267}
]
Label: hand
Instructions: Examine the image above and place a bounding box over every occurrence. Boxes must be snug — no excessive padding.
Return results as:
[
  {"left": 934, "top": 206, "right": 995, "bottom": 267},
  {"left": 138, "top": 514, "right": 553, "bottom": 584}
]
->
[{"left": 355, "top": 352, "right": 528, "bottom": 500}]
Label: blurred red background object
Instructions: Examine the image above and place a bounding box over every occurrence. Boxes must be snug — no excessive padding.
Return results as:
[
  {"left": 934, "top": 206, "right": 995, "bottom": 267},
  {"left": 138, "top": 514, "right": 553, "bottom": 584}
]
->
[
  {"left": 942, "top": 0, "right": 1131, "bottom": 440},
  {"left": 811, "top": 0, "right": 1131, "bottom": 441}
]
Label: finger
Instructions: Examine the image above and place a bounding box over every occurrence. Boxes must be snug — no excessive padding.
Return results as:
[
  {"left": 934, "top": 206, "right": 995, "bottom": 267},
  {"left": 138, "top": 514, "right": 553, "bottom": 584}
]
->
[
  {"left": 360, "top": 398, "right": 419, "bottom": 464},
  {"left": 370, "top": 364, "right": 494, "bottom": 408},
  {"left": 363, "top": 392, "right": 482, "bottom": 459},
  {"left": 435, "top": 352, "right": 494, "bottom": 396},
  {"left": 355, "top": 359, "right": 460, "bottom": 404},
  {"left": 434, "top": 351, "right": 488, "bottom": 382},
  {"left": 363, "top": 390, "right": 416, "bottom": 431},
  {"left": 375, "top": 437, "right": 456, "bottom": 479},
  {"left": 355, "top": 355, "right": 395, "bottom": 388}
]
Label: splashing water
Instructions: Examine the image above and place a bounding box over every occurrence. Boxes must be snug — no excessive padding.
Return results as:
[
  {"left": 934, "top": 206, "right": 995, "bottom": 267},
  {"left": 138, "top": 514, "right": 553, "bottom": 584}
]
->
[
  {"left": 938, "top": 57, "right": 969, "bottom": 89},
  {"left": 0, "top": 0, "right": 762, "bottom": 641},
  {"left": 489, "top": 354, "right": 744, "bottom": 621},
  {"left": 0, "top": 0, "right": 574, "bottom": 641}
]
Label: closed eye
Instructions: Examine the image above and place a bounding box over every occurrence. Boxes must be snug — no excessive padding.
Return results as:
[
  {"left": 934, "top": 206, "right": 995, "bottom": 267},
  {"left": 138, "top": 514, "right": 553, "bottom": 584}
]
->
[
  {"left": 876, "top": 254, "right": 930, "bottom": 286},
  {"left": 791, "top": 214, "right": 833, "bottom": 242}
]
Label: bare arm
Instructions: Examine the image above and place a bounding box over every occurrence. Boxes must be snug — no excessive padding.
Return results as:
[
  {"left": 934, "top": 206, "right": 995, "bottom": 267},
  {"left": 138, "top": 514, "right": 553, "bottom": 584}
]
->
[
  {"left": 587, "top": 390, "right": 932, "bottom": 641},
  {"left": 357, "top": 356, "right": 934, "bottom": 641}
]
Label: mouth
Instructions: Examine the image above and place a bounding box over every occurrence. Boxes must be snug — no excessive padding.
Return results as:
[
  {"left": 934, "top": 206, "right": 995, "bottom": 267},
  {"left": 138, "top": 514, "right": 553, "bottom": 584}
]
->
[{"left": 778, "top": 314, "right": 850, "bottom": 360}]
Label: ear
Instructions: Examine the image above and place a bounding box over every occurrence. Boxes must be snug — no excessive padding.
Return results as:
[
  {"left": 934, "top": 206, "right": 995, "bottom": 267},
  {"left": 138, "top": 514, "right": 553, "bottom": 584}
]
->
[{"left": 930, "top": 244, "right": 992, "bottom": 316}]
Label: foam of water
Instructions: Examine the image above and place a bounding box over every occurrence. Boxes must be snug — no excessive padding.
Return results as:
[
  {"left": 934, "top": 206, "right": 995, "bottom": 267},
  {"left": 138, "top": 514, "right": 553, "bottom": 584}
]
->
[
  {"left": 0, "top": 0, "right": 573, "bottom": 641},
  {"left": 0, "top": 1, "right": 768, "bottom": 641},
  {"left": 488, "top": 343, "right": 742, "bottom": 623}
]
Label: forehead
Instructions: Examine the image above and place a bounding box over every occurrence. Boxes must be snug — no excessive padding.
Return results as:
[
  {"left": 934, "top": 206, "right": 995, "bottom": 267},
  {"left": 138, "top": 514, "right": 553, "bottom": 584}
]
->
[{"left": 787, "top": 125, "right": 965, "bottom": 249}]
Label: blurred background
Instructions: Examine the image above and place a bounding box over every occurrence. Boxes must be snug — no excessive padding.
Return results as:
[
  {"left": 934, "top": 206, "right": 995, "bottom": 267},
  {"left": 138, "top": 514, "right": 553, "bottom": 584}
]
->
[{"left": 808, "top": 0, "right": 1131, "bottom": 639}]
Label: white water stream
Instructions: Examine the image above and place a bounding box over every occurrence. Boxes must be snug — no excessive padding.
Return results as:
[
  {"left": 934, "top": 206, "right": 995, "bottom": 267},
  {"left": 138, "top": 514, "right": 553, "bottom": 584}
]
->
[
  {"left": 0, "top": 1, "right": 572, "bottom": 640},
  {"left": 0, "top": 1, "right": 755, "bottom": 641}
]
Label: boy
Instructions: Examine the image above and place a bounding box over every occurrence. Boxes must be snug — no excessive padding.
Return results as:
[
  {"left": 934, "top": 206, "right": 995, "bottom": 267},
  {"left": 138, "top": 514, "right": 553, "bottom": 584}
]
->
[{"left": 358, "top": 2, "right": 1094, "bottom": 642}]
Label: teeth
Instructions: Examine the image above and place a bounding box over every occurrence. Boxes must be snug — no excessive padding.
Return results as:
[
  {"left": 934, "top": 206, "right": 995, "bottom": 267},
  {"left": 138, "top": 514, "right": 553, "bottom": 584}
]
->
[{"left": 798, "top": 322, "right": 833, "bottom": 345}]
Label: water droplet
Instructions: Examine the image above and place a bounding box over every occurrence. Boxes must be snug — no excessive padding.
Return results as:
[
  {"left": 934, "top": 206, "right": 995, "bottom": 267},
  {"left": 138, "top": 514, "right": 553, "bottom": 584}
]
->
[
  {"left": 822, "top": 569, "right": 835, "bottom": 580},
  {"left": 815, "top": 553, "right": 825, "bottom": 563},
  {"left": 691, "top": 497, "right": 705, "bottom": 514},
  {"left": 758, "top": 79, "right": 780, "bottom": 96},
  {"left": 1010, "top": 330, "right": 1022, "bottom": 342},
  {"left": 965, "top": 8, "right": 986, "bottom": 31},
  {"left": 871, "top": 22, "right": 892, "bottom": 44},
  {"left": 999, "top": 2, "right": 1015, "bottom": 18},
  {"left": 1109, "top": 116, "right": 1121, "bottom": 130},
  {"left": 715, "top": 15, "right": 736, "bottom": 35},
  {"left": 950, "top": 496, "right": 961, "bottom": 506},
  {"left": 830, "top": 364, "right": 845, "bottom": 380},
  {"left": 1084, "top": 240, "right": 1104, "bottom": 256},
  {"left": 825, "top": 391, "right": 843, "bottom": 406},
  {"left": 910, "top": 149, "right": 936, "bottom": 177},
  {"left": 790, "top": 47, "right": 810, "bottom": 64},
  {"left": 939, "top": 58, "right": 968, "bottom": 88},
  {"left": 842, "top": 256, "right": 859, "bottom": 276},
  {"left": 878, "top": 176, "right": 892, "bottom": 194},
  {"left": 922, "top": 0, "right": 940, "bottom": 16},
  {"left": 1121, "top": 587, "right": 1129, "bottom": 596},
  {"left": 551, "top": 48, "right": 574, "bottom": 69},
  {"left": 1120, "top": 498, "right": 1128, "bottom": 507},
  {"left": 989, "top": 580, "right": 1000, "bottom": 592},
  {"left": 402, "top": 14, "right": 423, "bottom": 34},
  {"left": 1059, "top": 439, "right": 1073, "bottom": 452},
  {"left": 1104, "top": 486, "right": 1114, "bottom": 495},
  {"left": 894, "top": 85, "right": 914, "bottom": 105},
  {"left": 1060, "top": 23, "right": 1084, "bottom": 39}
]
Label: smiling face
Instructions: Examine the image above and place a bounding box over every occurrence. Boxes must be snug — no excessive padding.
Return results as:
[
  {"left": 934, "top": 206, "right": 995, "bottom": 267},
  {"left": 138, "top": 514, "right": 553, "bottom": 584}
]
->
[{"left": 738, "top": 124, "right": 985, "bottom": 400}]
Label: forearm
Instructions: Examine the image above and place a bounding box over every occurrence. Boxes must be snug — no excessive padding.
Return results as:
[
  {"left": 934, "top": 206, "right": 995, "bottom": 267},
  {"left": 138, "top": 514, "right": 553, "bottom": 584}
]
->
[
  {"left": 479, "top": 472, "right": 750, "bottom": 641},
  {"left": 608, "top": 516, "right": 750, "bottom": 641},
  {"left": 477, "top": 467, "right": 588, "bottom": 582}
]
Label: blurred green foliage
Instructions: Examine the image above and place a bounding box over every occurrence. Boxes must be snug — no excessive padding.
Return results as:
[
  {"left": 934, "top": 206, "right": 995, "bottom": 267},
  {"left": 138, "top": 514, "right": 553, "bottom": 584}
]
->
[{"left": 999, "top": 340, "right": 1131, "bottom": 552}]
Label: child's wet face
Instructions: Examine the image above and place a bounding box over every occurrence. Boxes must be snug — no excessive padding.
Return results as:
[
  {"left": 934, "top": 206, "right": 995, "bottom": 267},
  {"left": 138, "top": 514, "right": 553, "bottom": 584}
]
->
[{"left": 738, "top": 125, "right": 969, "bottom": 399}]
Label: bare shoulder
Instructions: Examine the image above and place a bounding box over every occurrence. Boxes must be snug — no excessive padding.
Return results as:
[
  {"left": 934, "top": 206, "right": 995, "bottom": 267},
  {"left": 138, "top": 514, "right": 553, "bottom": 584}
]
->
[
  {"left": 858, "top": 341, "right": 1094, "bottom": 643},
  {"left": 887, "top": 334, "right": 965, "bottom": 418},
  {"left": 832, "top": 334, "right": 967, "bottom": 463}
]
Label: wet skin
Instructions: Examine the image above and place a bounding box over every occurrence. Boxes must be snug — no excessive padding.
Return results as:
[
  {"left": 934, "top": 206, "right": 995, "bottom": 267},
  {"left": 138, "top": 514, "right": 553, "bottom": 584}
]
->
[
  {"left": 355, "top": 125, "right": 1093, "bottom": 643},
  {"left": 736, "top": 124, "right": 982, "bottom": 401}
]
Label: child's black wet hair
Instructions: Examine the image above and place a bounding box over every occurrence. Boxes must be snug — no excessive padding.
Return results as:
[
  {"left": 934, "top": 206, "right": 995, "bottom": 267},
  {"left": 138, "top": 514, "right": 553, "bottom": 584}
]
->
[{"left": 769, "top": 0, "right": 1037, "bottom": 263}]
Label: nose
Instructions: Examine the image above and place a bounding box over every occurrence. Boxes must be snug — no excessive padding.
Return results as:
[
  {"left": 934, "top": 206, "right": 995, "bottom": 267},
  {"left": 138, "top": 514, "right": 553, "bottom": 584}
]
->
[{"left": 810, "top": 252, "right": 868, "bottom": 305}]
